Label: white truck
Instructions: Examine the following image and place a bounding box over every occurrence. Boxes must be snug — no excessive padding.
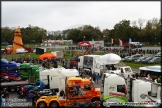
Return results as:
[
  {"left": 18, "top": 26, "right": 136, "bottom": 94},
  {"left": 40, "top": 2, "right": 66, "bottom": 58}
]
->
[
  {"left": 100, "top": 73, "right": 161, "bottom": 107},
  {"left": 78, "top": 54, "right": 101, "bottom": 74},
  {"left": 39, "top": 68, "right": 79, "bottom": 92},
  {"left": 78, "top": 53, "right": 122, "bottom": 75},
  {"left": 51, "top": 51, "right": 64, "bottom": 59},
  {"left": 109, "top": 66, "right": 134, "bottom": 79}
]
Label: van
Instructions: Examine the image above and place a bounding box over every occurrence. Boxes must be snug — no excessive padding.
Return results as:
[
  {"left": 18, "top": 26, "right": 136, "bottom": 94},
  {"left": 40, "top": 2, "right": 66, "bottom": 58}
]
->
[{"left": 16, "top": 48, "right": 28, "bottom": 54}]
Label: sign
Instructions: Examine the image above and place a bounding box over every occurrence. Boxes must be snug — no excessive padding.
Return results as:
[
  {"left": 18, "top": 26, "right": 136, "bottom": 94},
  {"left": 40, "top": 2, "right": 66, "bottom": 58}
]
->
[
  {"left": 140, "top": 94, "right": 146, "bottom": 99},
  {"left": 109, "top": 85, "right": 115, "bottom": 91},
  {"left": 89, "top": 41, "right": 104, "bottom": 47}
]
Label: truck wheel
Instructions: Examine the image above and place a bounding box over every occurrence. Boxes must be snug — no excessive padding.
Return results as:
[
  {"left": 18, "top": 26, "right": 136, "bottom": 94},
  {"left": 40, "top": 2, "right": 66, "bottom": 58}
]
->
[
  {"left": 49, "top": 101, "right": 59, "bottom": 108},
  {"left": 37, "top": 101, "right": 47, "bottom": 108},
  {"left": 91, "top": 97, "right": 100, "bottom": 103},
  {"left": 34, "top": 96, "right": 40, "bottom": 104},
  {"left": 10, "top": 86, "right": 16, "bottom": 92}
]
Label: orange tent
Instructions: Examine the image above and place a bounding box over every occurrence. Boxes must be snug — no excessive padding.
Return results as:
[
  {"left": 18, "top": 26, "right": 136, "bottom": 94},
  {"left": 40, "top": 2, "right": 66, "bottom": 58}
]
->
[{"left": 39, "top": 53, "right": 56, "bottom": 60}]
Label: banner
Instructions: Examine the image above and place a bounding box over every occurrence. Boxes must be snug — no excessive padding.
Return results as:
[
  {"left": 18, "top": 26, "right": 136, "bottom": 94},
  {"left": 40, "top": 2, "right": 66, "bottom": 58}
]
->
[
  {"left": 119, "top": 39, "right": 123, "bottom": 46},
  {"left": 129, "top": 38, "right": 132, "bottom": 43},
  {"left": 111, "top": 38, "right": 113, "bottom": 44}
]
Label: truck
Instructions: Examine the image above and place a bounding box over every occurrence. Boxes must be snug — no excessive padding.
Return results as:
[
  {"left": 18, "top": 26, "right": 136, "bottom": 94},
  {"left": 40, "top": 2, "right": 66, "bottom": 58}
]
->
[
  {"left": 77, "top": 53, "right": 123, "bottom": 75},
  {"left": 123, "top": 42, "right": 143, "bottom": 49},
  {"left": 1, "top": 67, "right": 36, "bottom": 92},
  {"left": 100, "top": 72, "right": 161, "bottom": 107},
  {"left": 51, "top": 51, "right": 64, "bottom": 59},
  {"left": 36, "top": 76, "right": 101, "bottom": 108},
  {"left": 77, "top": 54, "right": 101, "bottom": 75},
  {"left": 107, "top": 66, "right": 134, "bottom": 79},
  {"left": 39, "top": 67, "right": 79, "bottom": 92}
]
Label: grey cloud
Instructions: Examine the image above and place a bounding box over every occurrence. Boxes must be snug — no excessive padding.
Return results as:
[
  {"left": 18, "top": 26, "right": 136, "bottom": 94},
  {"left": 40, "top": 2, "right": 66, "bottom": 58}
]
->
[{"left": 2, "top": 1, "right": 160, "bottom": 31}]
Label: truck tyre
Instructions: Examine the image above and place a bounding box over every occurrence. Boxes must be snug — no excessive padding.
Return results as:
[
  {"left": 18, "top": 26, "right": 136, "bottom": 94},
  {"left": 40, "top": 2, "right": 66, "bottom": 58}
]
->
[
  {"left": 10, "top": 86, "right": 16, "bottom": 92},
  {"left": 91, "top": 97, "right": 100, "bottom": 103},
  {"left": 49, "top": 101, "right": 59, "bottom": 108},
  {"left": 37, "top": 101, "right": 47, "bottom": 108}
]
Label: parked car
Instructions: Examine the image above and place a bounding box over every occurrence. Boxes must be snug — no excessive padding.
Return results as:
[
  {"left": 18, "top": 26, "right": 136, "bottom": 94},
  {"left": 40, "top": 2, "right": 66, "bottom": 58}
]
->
[
  {"left": 1, "top": 42, "right": 9, "bottom": 46},
  {"left": 122, "top": 56, "right": 130, "bottom": 62},
  {"left": 148, "top": 57, "right": 161, "bottom": 64},
  {"left": 16, "top": 48, "right": 28, "bottom": 54},
  {"left": 127, "top": 54, "right": 143, "bottom": 62},
  {"left": 141, "top": 56, "right": 153, "bottom": 64},
  {"left": 134, "top": 56, "right": 148, "bottom": 63},
  {"left": 155, "top": 52, "right": 161, "bottom": 57}
]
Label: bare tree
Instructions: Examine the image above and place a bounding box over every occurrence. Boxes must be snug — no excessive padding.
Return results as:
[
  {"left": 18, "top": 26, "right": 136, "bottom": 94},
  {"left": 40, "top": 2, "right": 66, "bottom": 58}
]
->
[
  {"left": 131, "top": 20, "right": 137, "bottom": 27},
  {"left": 138, "top": 18, "right": 145, "bottom": 29}
]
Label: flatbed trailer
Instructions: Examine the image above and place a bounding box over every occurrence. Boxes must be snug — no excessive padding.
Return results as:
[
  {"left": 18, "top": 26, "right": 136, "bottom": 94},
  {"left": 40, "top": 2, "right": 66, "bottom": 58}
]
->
[{"left": 1, "top": 67, "right": 36, "bottom": 92}]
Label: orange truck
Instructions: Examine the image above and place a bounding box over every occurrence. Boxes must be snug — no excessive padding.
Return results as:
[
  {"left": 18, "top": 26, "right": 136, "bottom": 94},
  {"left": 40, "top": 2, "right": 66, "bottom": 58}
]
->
[{"left": 36, "top": 77, "right": 100, "bottom": 108}]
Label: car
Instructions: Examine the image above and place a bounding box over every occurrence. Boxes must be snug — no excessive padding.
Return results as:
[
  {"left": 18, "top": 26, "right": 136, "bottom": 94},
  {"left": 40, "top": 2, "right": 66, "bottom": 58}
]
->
[
  {"left": 134, "top": 56, "right": 148, "bottom": 63},
  {"left": 148, "top": 57, "right": 161, "bottom": 64},
  {"left": 122, "top": 56, "right": 130, "bottom": 62},
  {"left": 141, "top": 56, "right": 153, "bottom": 64},
  {"left": 155, "top": 52, "right": 161, "bottom": 57},
  {"left": 127, "top": 54, "right": 143, "bottom": 62},
  {"left": 1, "top": 42, "right": 9, "bottom": 46},
  {"left": 16, "top": 48, "right": 28, "bottom": 54}
]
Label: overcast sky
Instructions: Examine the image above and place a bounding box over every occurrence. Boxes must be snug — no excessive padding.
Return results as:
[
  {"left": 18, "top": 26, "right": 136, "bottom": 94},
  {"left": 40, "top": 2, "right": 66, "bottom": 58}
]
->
[{"left": 2, "top": 1, "right": 161, "bottom": 31}]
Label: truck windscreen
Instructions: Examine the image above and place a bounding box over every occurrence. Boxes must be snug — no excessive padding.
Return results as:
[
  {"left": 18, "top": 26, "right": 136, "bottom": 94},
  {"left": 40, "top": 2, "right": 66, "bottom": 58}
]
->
[{"left": 83, "top": 56, "right": 93, "bottom": 68}]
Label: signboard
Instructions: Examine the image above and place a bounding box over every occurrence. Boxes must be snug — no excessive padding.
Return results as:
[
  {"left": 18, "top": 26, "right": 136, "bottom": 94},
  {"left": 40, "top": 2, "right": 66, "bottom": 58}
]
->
[{"left": 89, "top": 41, "right": 104, "bottom": 47}]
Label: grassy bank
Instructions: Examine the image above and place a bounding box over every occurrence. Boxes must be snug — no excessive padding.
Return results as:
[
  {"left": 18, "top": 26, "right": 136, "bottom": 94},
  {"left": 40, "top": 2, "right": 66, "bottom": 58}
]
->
[{"left": 124, "top": 61, "right": 161, "bottom": 69}]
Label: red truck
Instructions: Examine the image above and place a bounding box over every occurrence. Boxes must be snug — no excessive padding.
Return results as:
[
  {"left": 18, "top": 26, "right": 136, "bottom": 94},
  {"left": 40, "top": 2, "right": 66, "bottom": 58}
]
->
[
  {"left": 69, "top": 56, "right": 79, "bottom": 69},
  {"left": 123, "top": 42, "right": 136, "bottom": 49}
]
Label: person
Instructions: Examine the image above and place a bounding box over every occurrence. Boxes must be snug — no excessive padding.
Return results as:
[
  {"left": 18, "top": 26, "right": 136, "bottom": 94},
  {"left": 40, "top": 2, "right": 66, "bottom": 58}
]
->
[
  {"left": 73, "top": 62, "right": 77, "bottom": 69},
  {"left": 157, "top": 76, "right": 161, "bottom": 83},
  {"left": 92, "top": 73, "right": 96, "bottom": 83},
  {"left": 96, "top": 73, "right": 100, "bottom": 83},
  {"left": 52, "top": 90, "right": 56, "bottom": 95},
  {"left": 59, "top": 89, "right": 65, "bottom": 97}
]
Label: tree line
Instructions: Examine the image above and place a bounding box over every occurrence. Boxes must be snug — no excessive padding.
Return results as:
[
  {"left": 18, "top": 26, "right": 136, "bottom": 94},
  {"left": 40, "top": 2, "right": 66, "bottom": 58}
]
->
[{"left": 1, "top": 17, "right": 161, "bottom": 45}]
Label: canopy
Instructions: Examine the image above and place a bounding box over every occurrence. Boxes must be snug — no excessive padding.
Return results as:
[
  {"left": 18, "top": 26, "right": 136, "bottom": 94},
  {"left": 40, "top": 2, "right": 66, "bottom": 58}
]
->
[
  {"left": 139, "top": 66, "right": 161, "bottom": 73},
  {"left": 1, "top": 59, "right": 9, "bottom": 64},
  {"left": 97, "top": 53, "right": 121, "bottom": 65},
  {"left": 39, "top": 53, "right": 56, "bottom": 60},
  {"left": 78, "top": 41, "right": 91, "bottom": 47}
]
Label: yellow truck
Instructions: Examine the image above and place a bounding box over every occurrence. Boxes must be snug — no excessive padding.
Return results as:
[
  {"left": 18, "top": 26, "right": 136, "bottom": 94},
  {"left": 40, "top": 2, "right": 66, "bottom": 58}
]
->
[{"left": 36, "top": 77, "right": 100, "bottom": 108}]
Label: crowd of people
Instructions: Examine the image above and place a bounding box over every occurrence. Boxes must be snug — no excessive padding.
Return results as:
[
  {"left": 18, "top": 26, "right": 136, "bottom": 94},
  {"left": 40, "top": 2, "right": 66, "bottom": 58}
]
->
[{"left": 65, "top": 46, "right": 160, "bottom": 58}]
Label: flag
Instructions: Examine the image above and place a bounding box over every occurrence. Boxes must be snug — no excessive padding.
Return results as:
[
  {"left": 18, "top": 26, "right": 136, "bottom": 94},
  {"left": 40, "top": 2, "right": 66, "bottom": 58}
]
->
[
  {"left": 71, "top": 39, "right": 73, "bottom": 44},
  {"left": 111, "top": 38, "right": 113, "bottom": 44},
  {"left": 42, "top": 39, "right": 44, "bottom": 42},
  {"left": 129, "top": 38, "right": 132, "bottom": 43},
  {"left": 119, "top": 39, "right": 123, "bottom": 46}
]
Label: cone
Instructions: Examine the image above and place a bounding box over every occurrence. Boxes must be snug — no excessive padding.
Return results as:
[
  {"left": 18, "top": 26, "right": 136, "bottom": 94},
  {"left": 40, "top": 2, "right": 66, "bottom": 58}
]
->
[{"left": 12, "top": 27, "right": 24, "bottom": 54}]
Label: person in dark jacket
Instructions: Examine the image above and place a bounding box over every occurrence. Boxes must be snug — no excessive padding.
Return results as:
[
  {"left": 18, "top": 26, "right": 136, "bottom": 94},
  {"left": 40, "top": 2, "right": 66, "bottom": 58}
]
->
[
  {"left": 59, "top": 89, "right": 65, "bottom": 96},
  {"left": 52, "top": 90, "right": 56, "bottom": 95}
]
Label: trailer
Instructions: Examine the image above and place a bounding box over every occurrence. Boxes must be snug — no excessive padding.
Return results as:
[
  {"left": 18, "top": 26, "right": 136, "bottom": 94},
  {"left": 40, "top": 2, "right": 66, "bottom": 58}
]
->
[{"left": 1, "top": 67, "right": 36, "bottom": 92}]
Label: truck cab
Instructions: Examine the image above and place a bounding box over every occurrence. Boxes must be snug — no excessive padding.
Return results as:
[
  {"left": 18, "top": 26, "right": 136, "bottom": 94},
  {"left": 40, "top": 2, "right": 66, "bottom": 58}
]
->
[
  {"left": 36, "top": 77, "right": 100, "bottom": 108},
  {"left": 78, "top": 55, "right": 101, "bottom": 75},
  {"left": 100, "top": 73, "right": 127, "bottom": 103},
  {"left": 115, "top": 66, "right": 133, "bottom": 78}
]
